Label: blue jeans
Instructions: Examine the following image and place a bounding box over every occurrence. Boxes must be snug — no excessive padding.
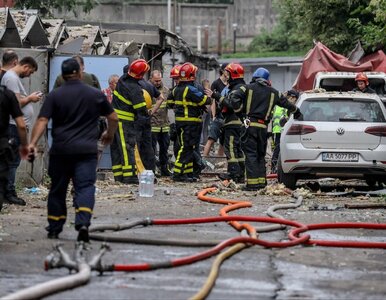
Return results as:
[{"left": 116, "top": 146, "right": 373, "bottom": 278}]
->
[
  {"left": 7, "top": 125, "right": 21, "bottom": 196},
  {"left": 46, "top": 154, "right": 97, "bottom": 234}
]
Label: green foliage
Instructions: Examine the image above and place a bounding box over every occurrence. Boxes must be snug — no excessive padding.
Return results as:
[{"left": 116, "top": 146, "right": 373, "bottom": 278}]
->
[
  {"left": 250, "top": 0, "right": 386, "bottom": 55},
  {"left": 14, "top": 0, "right": 97, "bottom": 17}
]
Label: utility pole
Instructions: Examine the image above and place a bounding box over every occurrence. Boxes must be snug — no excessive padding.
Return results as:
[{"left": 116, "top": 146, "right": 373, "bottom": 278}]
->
[
  {"left": 197, "top": 26, "right": 202, "bottom": 54},
  {"left": 232, "top": 23, "right": 238, "bottom": 54},
  {"left": 167, "top": 0, "right": 171, "bottom": 31},
  {"left": 203, "top": 25, "right": 209, "bottom": 54},
  {"left": 217, "top": 18, "right": 222, "bottom": 56}
]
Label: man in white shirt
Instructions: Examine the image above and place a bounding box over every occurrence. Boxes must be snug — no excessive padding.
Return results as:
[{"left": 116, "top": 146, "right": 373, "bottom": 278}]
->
[{"left": 1, "top": 56, "right": 42, "bottom": 205}]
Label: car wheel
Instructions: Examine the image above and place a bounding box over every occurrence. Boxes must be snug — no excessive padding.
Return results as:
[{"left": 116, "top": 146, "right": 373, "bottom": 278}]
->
[
  {"left": 365, "top": 176, "right": 377, "bottom": 188},
  {"left": 365, "top": 179, "right": 376, "bottom": 188},
  {"left": 277, "top": 156, "right": 297, "bottom": 190}
]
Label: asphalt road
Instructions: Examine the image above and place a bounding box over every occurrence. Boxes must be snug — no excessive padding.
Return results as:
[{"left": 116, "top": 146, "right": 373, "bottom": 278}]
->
[{"left": 0, "top": 175, "right": 385, "bottom": 299}]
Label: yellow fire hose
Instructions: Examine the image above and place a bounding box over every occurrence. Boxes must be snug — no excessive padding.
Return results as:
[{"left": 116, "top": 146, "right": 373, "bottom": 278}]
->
[
  {"left": 134, "top": 144, "right": 145, "bottom": 173},
  {"left": 189, "top": 242, "right": 248, "bottom": 300}
]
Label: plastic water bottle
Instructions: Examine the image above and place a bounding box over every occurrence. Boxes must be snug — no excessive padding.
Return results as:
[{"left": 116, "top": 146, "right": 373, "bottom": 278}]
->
[{"left": 139, "top": 170, "right": 154, "bottom": 197}]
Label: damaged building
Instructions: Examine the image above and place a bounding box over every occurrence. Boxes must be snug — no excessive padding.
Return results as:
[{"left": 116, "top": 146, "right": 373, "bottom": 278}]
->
[{"left": 0, "top": 8, "right": 218, "bottom": 184}]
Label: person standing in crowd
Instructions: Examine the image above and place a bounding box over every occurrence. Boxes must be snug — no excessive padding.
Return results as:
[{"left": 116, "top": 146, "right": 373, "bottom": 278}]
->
[
  {"left": 0, "top": 50, "right": 18, "bottom": 81},
  {"left": 202, "top": 64, "right": 228, "bottom": 157},
  {"left": 149, "top": 70, "right": 171, "bottom": 176},
  {"left": 102, "top": 74, "right": 119, "bottom": 103},
  {"left": 168, "top": 65, "right": 181, "bottom": 159},
  {"left": 0, "top": 86, "right": 29, "bottom": 211},
  {"left": 53, "top": 55, "right": 101, "bottom": 89},
  {"left": 229, "top": 67, "right": 302, "bottom": 191},
  {"left": 1, "top": 56, "right": 42, "bottom": 206},
  {"left": 28, "top": 58, "right": 117, "bottom": 242},
  {"left": 110, "top": 59, "right": 152, "bottom": 183},
  {"left": 200, "top": 78, "right": 211, "bottom": 146},
  {"left": 270, "top": 90, "right": 299, "bottom": 174},
  {"left": 206, "top": 63, "right": 246, "bottom": 183},
  {"left": 353, "top": 73, "right": 376, "bottom": 94},
  {"left": 96, "top": 74, "right": 120, "bottom": 169},
  {"left": 167, "top": 62, "right": 211, "bottom": 182}
]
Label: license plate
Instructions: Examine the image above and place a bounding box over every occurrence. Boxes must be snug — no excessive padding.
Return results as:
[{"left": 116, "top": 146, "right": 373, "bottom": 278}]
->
[{"left": 322, "top": 152, "right": 359, "bottom": 162}]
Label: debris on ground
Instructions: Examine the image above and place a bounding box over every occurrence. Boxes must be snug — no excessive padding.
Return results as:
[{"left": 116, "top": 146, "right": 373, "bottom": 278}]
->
[
  {"left": 258, "top": 183, "right": 291, "bottom": 196},
  {"left": 293, "top": 187, "right": 314, "bottom": 198}
]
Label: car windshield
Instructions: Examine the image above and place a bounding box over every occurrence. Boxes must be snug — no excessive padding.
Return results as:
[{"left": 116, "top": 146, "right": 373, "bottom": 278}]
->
[{"left": 300, "top": 98, "right": 386, "bottom": 122}]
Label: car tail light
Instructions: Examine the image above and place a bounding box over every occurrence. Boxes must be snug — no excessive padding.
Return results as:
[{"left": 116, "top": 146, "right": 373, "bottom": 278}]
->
[
  {"left": 364, "top": 126, "right": 386, "bottom": 137},
  {"left": 286, "top": 124, "right": 316, "bottom": 135}
]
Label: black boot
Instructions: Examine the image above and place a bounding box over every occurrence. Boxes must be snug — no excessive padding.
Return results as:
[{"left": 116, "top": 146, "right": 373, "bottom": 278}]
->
[
  {"left": 172, "top": 174, "right": 193, "bottom": 182},
  {"left": 77, "top": 226, "right": 89, "bottom": 243},
  {"left": 5, "top": 191, "right": 26, "bottom": 206},
  {"left": 160, "top": 165, "right": 172, "bottom": 177}
]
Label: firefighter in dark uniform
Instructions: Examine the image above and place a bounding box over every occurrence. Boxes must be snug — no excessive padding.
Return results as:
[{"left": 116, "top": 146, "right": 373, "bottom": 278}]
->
[
  {"left": 167, "top": 62, "right": 211, "bottom": 182},
  {"left": 208, "top": 62, "right": 246, "bottom": 183},
  {"left": 110, "top": 59, "right": 151, "bottom": 184},
  {"left": 229, "top": 67, "right": 302, "bottom": 190},
  {"left": 28, "top": 58, "right": 117, "bottom": 241}
]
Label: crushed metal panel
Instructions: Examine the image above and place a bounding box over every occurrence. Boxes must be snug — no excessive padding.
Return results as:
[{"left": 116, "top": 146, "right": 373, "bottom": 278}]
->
[
  {"left": 67, "top": 25, "right": 104, "bottom": 55},
  {"left": 42, "top": 18, "right": 68, "bottom": 48},
  {"left": 0, "top": 7, "right": 22, "bottom": 47},
  {"left": 99, "top": 36, "right": 110, "bottom": 55},
  {"left": 9, "top": 9, "right": 49, "bottom": 47},
  {"left": 56, "top": 36, "right": 85, "bottom": 54},
  {"left": 110, "top": 29, "right": 160, "bottom": 45},
  {"left": 21, "top": 15, "right": 50, "bottom": 47}
]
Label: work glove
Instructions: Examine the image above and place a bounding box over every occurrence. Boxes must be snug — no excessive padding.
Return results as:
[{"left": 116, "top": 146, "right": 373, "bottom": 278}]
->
[
  {"left": 293, "top": 108, "right": 303, "bottom": 120},
  {"left": 279, "top": 116, "right": 288, "bottom": 127}
]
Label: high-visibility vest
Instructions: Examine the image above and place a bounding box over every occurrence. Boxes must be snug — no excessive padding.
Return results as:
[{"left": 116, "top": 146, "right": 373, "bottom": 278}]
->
[{"left": 272, "top": 106, "right": 287, "bottom": 133}]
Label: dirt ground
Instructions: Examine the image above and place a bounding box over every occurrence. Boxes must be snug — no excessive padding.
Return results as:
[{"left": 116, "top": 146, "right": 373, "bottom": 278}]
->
[{"left": 0, "top": 174, "right": 385, "bottom": 300}]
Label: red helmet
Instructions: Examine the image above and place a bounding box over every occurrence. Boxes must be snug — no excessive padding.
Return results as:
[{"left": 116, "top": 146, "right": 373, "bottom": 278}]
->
[
  {"left": 355, "top": 72, "right": 369, "bottom": 85},
  {"left": 170, "top": 65, "right": 181, "bottom": 79},
  {"left": 179, "top": 62, "right": 197, "bottom": 81},
  {"left": 128, "top": 59, "right": 150, "bottom": 79},
  {"left": 224, "top": 63, "right": 244, "bottom": 80}
]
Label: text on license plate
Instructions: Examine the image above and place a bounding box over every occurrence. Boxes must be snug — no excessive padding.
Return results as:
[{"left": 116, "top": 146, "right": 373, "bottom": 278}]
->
[{"left": 322, "top": 152, "right": 359, "bottom": 162}]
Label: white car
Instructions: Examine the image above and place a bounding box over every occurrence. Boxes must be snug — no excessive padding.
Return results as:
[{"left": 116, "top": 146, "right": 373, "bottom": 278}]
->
[{"left": 278, "top": 91, "right": 386, "bottom": 189}]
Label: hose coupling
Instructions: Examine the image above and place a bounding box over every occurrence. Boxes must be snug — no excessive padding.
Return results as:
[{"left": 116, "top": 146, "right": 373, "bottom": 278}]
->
[{"left": 144, "top": 217, "right": 152, "bottom": 226}]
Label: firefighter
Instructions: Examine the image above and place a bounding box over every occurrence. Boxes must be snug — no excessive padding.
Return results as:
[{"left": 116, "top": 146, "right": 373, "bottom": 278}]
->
[
  {"left": 270, "top": 89, "right": 299, "bottom": 173},
  {"left": 168, "top": 65, "right": 181, "bottom": 159},
  {"left": 110, "top": 59, "right": 151, "bottom": 184},
  {"left": 229, "top": 67, "right": 302, "bottom": 190},
  {"left": 207, "top": 62, "right": 246, "bottom": 183},
  {"left": 353, "top": 73, "right": 376, "bottom": 94},
  {"left": 167, "top": 62, "right": 211, "bottom": 182}
]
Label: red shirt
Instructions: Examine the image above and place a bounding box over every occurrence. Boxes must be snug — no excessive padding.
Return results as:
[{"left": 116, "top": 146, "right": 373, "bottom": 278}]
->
[{"left": 102, "top": 87, "right": 113, "bottom": 103}]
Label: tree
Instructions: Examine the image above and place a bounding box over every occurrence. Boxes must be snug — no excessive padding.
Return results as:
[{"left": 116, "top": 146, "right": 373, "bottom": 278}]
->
[
  {"left": 14, "top": 0, "right": 97, "bottom": 17},
  {"left": 249, "top": 0, "right": 385, "bottom": 55}
]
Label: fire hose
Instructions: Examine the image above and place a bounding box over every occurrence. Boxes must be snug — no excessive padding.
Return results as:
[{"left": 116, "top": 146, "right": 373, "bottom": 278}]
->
[
  {"left": 1, "top": 243, "right": 93, "bottom": 300},
  {"left": 2, "top": 185, "right": 386, "bottom": 300}
]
